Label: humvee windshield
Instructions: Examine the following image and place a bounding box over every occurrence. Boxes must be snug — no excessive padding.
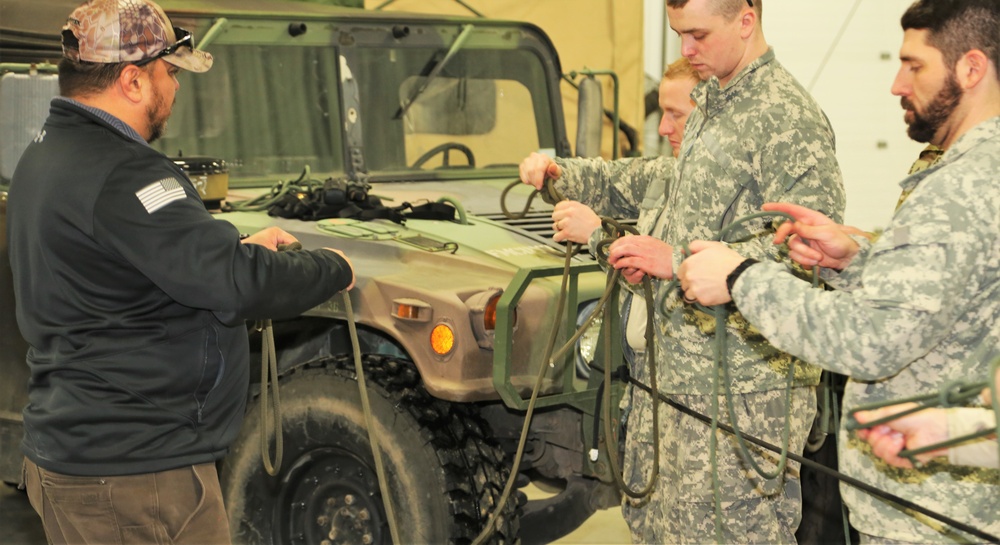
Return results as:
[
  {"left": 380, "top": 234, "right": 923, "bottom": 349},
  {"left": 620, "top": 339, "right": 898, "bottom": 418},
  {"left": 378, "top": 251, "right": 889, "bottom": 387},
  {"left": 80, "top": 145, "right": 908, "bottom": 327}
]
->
[{"left": 153, "top": 30, "right": 559, "bottom": 185}]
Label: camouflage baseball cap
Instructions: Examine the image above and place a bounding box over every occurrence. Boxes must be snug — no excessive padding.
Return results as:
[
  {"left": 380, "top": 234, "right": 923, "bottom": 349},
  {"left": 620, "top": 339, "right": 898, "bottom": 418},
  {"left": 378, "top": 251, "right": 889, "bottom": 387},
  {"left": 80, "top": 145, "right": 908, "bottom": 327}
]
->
[{"left": 62, "top": 0, "right": 213, "bottom": 73}]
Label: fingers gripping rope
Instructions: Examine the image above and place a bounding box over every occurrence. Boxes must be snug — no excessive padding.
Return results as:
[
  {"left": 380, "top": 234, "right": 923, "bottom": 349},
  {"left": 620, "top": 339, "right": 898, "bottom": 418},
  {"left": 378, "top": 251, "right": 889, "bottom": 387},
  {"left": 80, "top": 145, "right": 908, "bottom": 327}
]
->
[
  {"left": 665, "top": 210, "right": 810, "bottom": 542},
  {"left": 500, "top": 177, "right": 567, "bottom": 219},
  {"left": 499, "top": 183, "right": 998, "bottom": 543},
  {"left": 595, "top": 218, "right": 662, "bottom": 500},
  {"left": 627, "top": 373, "right": 1000, "bottom": 544},
  {"left": 845, "top": 375, "right": 993, "bottom": 466}
]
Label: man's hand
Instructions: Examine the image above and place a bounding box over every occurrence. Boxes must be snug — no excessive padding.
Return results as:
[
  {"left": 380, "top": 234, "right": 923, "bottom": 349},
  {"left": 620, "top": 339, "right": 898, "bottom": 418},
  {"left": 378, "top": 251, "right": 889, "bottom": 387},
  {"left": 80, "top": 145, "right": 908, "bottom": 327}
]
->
[
  {"left": 242, "top": 229, "right": 355, "bottom": 290},
  {"left": 322, "top": 248, "right": 356, "bottom": 291},
  {"left": 241, "top": 227, "right": 299, "bottom": 251},
  {"left": 853, "top": 403, "right": 949, "bottom": 469},
  {"left": 763, "top": 202, "right": 861, "bottom": 270},
  {"left": 552, "top": 201, "right": 601, "bottom": 244},
  {"left": 678, "top": 241, "right": 746, "bottom": 305},
  {"left": 607, "top": 235, "right": 674, "bottom": 283},
  {"left": 519, "top": 152, "right": 562, "bottom": 190}
]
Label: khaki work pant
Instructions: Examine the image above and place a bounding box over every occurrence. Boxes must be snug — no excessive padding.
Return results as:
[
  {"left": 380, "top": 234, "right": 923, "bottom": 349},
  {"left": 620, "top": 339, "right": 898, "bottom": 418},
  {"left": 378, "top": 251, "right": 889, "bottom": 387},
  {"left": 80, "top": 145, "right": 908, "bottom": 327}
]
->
[{"left": 23, "top": 458, "right": 231, "bottom": 545}]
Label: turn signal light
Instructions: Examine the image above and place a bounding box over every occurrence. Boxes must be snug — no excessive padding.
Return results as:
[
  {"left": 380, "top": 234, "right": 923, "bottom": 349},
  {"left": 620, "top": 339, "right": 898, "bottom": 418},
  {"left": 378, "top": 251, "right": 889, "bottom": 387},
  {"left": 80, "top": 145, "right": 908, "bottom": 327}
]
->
[
  {"left": 484, "top": 294, "right": 499, "bottom": 331},
  {"left": 391, "top": 298, "right": 431, "bottom": 322},
  {"left": 483, "top": 293, "right": 516, "bottom": 331},
  {"left": 395, "top": 303, "right": 422, "bottom": 320},
  {"left": 430, "top": 323, "right": 455, "bottom": 356}
]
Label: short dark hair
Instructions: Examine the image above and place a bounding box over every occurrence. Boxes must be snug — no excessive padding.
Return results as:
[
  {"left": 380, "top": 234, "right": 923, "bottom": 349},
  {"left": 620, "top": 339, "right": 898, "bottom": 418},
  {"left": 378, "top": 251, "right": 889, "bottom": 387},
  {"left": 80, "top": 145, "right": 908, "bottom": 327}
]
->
[
  {"left": 901, "top": 0, "right": 999, "bottom": 74},
  {"left": 667, "top": 0, "right": 761, "bottom": 21},
  {"left": 57, "top": 58, "right": 153, "bottom": 98}
]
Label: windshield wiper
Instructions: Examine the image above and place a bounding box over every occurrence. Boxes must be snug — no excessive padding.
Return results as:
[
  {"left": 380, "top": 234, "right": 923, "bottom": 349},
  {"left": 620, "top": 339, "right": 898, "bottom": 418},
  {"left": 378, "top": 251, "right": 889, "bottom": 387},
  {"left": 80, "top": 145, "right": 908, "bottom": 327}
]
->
[{"left": 395, "top": 24, "right": 474, "bottom": 119}]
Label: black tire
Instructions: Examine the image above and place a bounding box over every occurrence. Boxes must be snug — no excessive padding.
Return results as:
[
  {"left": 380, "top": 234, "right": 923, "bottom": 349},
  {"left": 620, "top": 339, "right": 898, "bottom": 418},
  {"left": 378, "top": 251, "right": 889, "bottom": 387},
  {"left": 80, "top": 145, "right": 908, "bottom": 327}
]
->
[{"left": 220, "top": 354, "right": 520, "bottom": 545}]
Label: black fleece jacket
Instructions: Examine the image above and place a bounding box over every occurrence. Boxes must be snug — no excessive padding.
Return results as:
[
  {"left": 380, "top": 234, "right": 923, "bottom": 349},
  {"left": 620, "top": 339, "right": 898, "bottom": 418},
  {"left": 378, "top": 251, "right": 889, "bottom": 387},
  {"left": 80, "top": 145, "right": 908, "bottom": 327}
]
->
[{"left": 7, "top": 99, "right": 353, "bottom": 476}]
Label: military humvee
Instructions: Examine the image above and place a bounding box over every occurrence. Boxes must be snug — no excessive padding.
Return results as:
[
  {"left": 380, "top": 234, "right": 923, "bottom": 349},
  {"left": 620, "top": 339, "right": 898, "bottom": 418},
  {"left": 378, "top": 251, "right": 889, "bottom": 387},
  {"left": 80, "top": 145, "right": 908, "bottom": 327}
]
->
[{"left": 1, "top": 1, "right": 631, "bottom": 543}]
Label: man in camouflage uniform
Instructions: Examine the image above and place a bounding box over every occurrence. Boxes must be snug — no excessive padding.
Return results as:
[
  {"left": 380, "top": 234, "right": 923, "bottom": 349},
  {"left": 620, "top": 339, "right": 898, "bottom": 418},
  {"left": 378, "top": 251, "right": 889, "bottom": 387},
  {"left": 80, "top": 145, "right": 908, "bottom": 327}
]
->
[
  {"left": 520, "top": 57, "right": 700, "bottom": 543},
  {"left": 519, "top": 57, "right": 699, "bottom": 247},
  {"left": 678, "top": 0, "right": 1000, "bottom": 541},
  {"left": 525, "top": 0, "right": 845, "bottom": 542},
  {"left": 518, "top": 57, "right": 699, "bottom": 369}
]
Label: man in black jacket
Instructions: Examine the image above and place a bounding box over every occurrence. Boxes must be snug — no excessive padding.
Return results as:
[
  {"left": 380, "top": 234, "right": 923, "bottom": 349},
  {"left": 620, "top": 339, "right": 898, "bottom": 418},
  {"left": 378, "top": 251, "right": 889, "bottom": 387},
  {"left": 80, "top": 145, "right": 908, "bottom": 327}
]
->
[{"left": 7, "top": 0, "right": 355, "bottom": 543}]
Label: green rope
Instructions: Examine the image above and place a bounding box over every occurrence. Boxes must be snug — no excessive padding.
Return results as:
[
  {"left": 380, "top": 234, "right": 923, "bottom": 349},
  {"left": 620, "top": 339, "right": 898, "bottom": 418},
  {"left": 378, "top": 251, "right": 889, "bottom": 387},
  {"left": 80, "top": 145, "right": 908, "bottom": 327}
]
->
[
  {"left": 258, "top": 319, "right": 283, "bottom": 476},
  {"left": 472, "top": 188, "right": 664, "bottom": 544},
  {"left": 497, "top": 180, "right": 816, "bottom": 542},
  {"left": 499, "top": 178, "right": 568, "bottom": 219},
  {"left": 824, "top": 372, "right": 854, "bottom": 545},
  {"left": 845, "top": 368, "right": 995, "bottom": 466},
  {"left": 225, "top": 165, "right": 324, "bottom": 212},
  {"left": 471, "top": 242, "right": 578, "bottom": 545},
  {"left": 709, "top": 311, "right": 725, "bottom": 544},
  {"left": 343, "top": 292, "right": 402, "bottom": 545},
  {"left": 650, "top": 210, "right": 814, "bottom": 542},
  {"left": 596, "top": 220, "right": 661, "bottom": 500}
]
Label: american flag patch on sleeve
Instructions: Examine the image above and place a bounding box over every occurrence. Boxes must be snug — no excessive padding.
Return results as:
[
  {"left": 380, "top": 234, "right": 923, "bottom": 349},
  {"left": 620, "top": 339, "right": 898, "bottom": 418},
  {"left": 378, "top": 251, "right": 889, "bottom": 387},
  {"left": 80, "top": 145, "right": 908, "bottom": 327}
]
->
[{"left": 136, "top": 178, "right": 186, "bottom": 214}]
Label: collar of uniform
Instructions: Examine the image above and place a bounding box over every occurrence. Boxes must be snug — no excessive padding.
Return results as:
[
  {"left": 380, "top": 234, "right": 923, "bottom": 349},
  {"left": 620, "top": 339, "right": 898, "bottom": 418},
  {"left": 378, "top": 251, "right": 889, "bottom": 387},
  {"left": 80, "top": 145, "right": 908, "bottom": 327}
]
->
[
  {"left": 692, "top": 48, "right": 776, "bottom": 117},
  {"left": 942, "top": 114, "right": 1000, "bottom": 164},
  {"left": 53, "top": 96, "right": 149, "bottom": 146},
  {"left": 897, "top": 115, "right": 1000, "bottom": 193}
]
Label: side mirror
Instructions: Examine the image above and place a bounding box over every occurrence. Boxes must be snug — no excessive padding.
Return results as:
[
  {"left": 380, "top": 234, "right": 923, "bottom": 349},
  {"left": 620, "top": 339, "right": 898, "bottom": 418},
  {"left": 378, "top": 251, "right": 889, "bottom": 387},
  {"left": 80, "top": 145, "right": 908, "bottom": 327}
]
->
[{"left": 575, "top": 75, "right": 603, "bottom": 158}]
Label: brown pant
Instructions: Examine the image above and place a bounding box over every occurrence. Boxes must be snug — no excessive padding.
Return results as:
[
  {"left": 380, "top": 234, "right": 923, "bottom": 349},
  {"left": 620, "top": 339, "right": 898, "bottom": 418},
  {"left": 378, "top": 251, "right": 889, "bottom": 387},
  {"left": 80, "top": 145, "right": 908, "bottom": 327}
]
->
[{"left": 23, "top": 458, "right": 231, "bottom": 545}]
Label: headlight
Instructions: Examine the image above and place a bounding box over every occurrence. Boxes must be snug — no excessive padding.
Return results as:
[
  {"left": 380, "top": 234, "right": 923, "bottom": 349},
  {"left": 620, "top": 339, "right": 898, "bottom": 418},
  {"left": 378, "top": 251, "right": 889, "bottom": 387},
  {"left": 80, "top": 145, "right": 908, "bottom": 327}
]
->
[
  {"left": 466, "top": 289, "right": 516, "bottom": 349},
  {"left": 575, "top": 300, "right": 603, "bottom": 379}
]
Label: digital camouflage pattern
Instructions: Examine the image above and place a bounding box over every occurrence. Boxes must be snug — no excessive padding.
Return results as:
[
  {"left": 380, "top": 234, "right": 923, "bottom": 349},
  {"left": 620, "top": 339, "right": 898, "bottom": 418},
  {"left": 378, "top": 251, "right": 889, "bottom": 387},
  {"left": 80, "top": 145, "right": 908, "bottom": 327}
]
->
[
  {"left": 555, "top": 153, "right": 675, "bottom": 351},
  {"left": 555, "top": 48, "right": 845, "bottom": 543},
  {"left": 620, "top": 388, "right": 816, "bottom": 544},
  {"left": 733, "top": 116, "right": 1000, "bottom": 542},
  {"left": 656, "top": 48, "right": 844, "bottom": 396},
  {"left": 823, "top": 144, "right": 946, "bottom": 291},
  {"left": 553, "top": 155, "right": 673, "bottom": 229}
]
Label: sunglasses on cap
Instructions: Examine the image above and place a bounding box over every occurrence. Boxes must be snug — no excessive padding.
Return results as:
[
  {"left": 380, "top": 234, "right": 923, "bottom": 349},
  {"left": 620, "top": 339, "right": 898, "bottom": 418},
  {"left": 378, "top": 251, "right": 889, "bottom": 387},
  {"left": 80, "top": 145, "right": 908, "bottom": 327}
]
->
[{"left": 133, "top": 27, "right": 194, "bottom": 68}]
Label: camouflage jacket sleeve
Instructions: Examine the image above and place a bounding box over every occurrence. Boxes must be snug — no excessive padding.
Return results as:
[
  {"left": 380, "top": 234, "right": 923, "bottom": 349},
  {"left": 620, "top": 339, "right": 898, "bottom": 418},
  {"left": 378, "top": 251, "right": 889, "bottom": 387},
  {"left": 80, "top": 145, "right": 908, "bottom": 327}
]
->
[
  {"left": 553, "top": 156, "right": 674, "bottom": 219},
  {"left": 673, "top": 124, "right": 846, "bottom": 276},
  {"left": 583, "top": 167, "right": 671, "bottom": 295},
  {"left": 818, "top": 235, "right": 873, "bottom": 291},
  {"left": 730, "top": 148, "right": 998, "bottom": 380}
]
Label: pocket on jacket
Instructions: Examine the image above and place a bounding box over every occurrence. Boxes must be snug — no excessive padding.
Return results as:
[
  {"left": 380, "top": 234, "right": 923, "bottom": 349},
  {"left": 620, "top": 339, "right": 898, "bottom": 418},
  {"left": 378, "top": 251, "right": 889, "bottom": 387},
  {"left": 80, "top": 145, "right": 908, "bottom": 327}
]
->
[{"left": 192, "top": 323, "right": 226, "bottom": 423}]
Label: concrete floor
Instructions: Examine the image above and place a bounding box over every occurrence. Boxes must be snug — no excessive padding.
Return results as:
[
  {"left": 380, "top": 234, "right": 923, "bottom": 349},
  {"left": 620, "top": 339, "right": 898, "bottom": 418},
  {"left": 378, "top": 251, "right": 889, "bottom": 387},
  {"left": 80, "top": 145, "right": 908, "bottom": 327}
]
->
[
  {"left": 0, "top": 481, "right": 631, "bottom": 545},
  {"left": 524, "top": 483, "right": 632, "bottom": 545}
]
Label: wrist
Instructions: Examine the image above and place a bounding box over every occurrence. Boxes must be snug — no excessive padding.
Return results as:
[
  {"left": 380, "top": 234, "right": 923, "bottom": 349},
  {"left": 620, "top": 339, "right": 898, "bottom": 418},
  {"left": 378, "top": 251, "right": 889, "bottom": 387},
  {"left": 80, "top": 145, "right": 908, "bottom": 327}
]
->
[{"left": 726, "top": 258, "right": 759, "bottom": 296}]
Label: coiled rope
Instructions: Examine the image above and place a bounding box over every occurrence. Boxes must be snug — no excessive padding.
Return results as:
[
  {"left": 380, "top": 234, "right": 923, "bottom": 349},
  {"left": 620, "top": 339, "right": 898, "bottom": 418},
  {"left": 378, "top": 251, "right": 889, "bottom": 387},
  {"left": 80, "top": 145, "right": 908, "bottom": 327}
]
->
[
  {"left": 344, "top": 291, "right": 402, "bottom": 545},
  {"left": 494, "top": 179, "right": 999, "bottom": 544},
  {"left": 256, "top": 242, "right": 402, "bottom": 543},
  {"left": 225, "top": 166, "right": 325, "bottom": 213}
]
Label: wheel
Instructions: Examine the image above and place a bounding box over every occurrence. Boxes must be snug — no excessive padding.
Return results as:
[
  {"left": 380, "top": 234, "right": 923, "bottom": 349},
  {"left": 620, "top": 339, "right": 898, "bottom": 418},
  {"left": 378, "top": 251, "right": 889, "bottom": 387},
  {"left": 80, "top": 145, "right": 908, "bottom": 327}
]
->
[
  {"left": 410, "top": 142, "right": 476, "bottom": 169},
  {"left": 220, "top": 354, "right": 520, "bottom": 545}
]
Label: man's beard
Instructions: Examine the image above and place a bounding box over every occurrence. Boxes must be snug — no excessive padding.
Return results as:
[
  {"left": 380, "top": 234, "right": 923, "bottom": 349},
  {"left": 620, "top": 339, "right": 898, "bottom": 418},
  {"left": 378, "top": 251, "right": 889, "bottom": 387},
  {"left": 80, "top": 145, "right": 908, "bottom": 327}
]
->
[
  {"left": 146, "top": 85, "right": 172, "bottom": 144},
  {"left": 901, "top": 73, "right": 962, "bottom": 144}
]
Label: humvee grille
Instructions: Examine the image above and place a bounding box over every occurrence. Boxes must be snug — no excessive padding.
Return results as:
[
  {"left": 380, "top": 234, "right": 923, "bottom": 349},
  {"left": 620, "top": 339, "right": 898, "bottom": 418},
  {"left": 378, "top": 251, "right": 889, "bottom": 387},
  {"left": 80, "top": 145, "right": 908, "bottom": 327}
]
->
[{"left": 480, "top": 211, "right": 638, "bottom": 241}]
